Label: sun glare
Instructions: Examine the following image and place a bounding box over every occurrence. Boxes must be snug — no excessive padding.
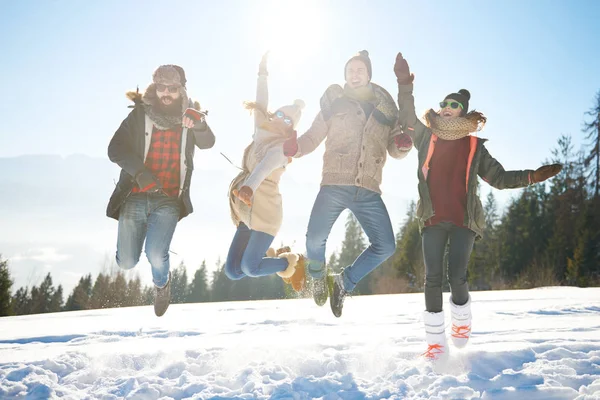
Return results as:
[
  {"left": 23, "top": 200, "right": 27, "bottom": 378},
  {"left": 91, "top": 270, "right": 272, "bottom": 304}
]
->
[{"left": 253, "top": 0, "right": 327, "bottom": 76}]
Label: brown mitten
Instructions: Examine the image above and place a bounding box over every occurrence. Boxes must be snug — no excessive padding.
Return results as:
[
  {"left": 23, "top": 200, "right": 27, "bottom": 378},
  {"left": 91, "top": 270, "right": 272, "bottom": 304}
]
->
[
  {"left": 394, "top": 52, "right": 415, "bottom": 85},
  {"left": 233, "top": 185, "right": 253, "bottom": 206},
  {"left": 531, "top": 163, "right": 563, "bottom": 183}
]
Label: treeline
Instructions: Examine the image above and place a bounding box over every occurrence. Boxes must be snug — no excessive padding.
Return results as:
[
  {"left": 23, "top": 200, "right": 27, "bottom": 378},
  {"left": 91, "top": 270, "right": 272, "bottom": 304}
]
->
[{"left": 0, "top": 258, "right": 293, "bottom": 316}]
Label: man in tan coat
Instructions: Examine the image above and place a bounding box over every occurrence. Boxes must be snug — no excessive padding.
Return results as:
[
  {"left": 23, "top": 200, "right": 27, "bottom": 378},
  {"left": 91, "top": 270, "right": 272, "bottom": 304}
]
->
[{"left": 283, "top": 50, "right": 413, "bottom": 317}]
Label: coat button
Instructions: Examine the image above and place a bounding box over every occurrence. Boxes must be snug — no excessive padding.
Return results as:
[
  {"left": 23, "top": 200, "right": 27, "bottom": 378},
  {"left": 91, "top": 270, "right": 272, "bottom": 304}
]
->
[
  {"left": 356, "top": 178, "right": 360, "bottom": 183},
  {"left": 359, "top": 163, "right": 363, "bottom": 167}
]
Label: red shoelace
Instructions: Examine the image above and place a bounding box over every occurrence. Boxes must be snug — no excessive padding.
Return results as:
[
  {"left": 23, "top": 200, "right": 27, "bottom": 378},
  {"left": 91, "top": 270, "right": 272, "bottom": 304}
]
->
[
  {"left": 451, "top": 324, "right": 471, "bottom": 339},
  {"left": 421, "top": 343, "right": 444, "bottom": 360}
]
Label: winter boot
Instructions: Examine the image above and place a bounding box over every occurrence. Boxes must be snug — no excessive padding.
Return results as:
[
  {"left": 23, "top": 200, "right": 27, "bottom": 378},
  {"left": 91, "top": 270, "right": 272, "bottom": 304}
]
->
[
  {"left": 154, "top": 272, "right": 172, "bottom": 317},
  {"left": 265, "top": 247, "right": 277, "bottom": 258},
  {"left": 312, "top": 275, "right": 328, "bottom": 307},
  {"left": 450, "top": 295, "right": 472, "bottom": 348},
  {"left": 422, "top": 311, "right": 448, "bottom": 362},
  {"left": 329, "top": 273, "right": 347, "bottom": 318},
  {"left": 276, "top": 253, "right": 299, "bottom": 279},
  {"left": 286, "top": 255, "right": 306, "bottom": 292}
]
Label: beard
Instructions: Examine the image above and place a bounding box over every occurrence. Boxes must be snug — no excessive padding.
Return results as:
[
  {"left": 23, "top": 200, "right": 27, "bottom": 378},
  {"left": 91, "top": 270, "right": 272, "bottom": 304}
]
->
[{"left": 155, "top": 96, "right": 183, "bottom": 117}]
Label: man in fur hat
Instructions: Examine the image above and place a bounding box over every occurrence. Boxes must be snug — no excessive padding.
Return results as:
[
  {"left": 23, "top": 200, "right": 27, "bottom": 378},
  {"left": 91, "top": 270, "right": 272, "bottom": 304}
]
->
[{"left": 106, "top": 65, "right": 215, "bottom": 317}]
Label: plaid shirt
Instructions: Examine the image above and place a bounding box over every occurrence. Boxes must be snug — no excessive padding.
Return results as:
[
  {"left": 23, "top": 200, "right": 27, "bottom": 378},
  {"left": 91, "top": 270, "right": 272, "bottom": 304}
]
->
[{"left": 132, "top": 126, "right": 182, "bottom": 197}]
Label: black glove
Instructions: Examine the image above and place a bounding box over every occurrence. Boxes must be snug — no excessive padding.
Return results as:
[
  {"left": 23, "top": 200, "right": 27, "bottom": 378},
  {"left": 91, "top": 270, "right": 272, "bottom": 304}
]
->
[
  {"left": 394, "top": 52, "right": 414, "bottom": 85},
  {"left": 135, "top": 170, "right": 162, "bottom": 192}
]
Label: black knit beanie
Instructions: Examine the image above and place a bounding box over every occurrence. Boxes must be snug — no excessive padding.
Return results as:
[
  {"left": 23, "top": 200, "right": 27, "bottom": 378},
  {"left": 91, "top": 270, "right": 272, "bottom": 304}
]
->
[
  {"left": 345, "top": 50, "right": 372, "bottom": 80},
  {"left": 444, "top": 89, "right": 470, "bottom": 115}
]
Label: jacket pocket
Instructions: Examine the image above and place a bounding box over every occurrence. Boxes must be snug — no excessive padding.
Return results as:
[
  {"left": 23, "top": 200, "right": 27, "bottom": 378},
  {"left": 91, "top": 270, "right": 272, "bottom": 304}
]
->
[
  {"left": 472, "top": 196, "right": 485, "bottom": 231},
  {"left": 365, "top": 155, "right": 384, "bottom": 182}
]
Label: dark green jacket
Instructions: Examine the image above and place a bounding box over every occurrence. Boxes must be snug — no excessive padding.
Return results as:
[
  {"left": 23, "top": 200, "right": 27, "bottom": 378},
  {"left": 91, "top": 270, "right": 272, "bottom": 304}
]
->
[
  {"left": 106, "top": 105, "right": 215, "bottom": 220},
  {"left": 397, "top": 84, "right": 533, "bottom": 238}
]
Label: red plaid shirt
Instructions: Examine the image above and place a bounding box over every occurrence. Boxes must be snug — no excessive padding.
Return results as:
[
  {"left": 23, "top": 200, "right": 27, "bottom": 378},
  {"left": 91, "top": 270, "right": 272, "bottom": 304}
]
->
[{"left": 132, "top": 126, "right": 182, "bottom": 197}]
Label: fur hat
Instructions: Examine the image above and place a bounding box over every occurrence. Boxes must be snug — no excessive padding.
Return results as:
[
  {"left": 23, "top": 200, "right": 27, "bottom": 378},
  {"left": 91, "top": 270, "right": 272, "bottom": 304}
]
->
[
  {"left": 152, "top": 65, "right": 187, "bottom": 88},
  {"left": 345, "top": 50, "right": 372, "bottom": 80},
  {"left": 275, "top": 99, "right": 305, "bottom": 129},
  {"left": 444, "top": 89, "right": 471, "bottom": 116}
]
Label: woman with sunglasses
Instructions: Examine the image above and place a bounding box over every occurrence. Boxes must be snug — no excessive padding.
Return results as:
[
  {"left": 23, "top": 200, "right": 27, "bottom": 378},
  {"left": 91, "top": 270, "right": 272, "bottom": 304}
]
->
[
  {"left": 225, "top": 52, "right": 306, "bottom": 292},
  {"left": 393, "top": 52, "right": 563, "bottom": 362}
]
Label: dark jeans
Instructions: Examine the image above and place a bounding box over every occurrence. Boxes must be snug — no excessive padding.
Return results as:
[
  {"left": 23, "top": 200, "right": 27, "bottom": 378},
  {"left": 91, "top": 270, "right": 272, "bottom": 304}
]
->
[{"left": 422, "top": 222, "right": 475, "bottom": 312}]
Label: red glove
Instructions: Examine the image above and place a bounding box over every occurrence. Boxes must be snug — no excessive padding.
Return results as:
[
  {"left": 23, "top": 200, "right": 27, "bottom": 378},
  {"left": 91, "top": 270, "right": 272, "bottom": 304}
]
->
[
  {"left": 184, "top": 108, "right": 205, "bottom": 122},
  {"left": 394, "top": 133, "right": 413, "bottom": 150},
  {"left": 283, "top": 130, "right": 299, "bottom": 157},
  {"left": 394, "top": 52, "right": 414, "bottom": 85}
]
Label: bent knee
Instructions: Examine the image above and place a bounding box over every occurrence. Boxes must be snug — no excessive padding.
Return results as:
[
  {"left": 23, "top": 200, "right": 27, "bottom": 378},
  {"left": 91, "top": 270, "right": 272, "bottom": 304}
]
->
[{"left": 116, "top": 254, "right": 138, "bottom": 270}]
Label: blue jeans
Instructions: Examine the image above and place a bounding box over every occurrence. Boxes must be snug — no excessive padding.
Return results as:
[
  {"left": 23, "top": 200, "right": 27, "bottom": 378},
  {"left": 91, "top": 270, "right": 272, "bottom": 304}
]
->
[
  {"left": 305, "top": 185, "right": 396, "bottom": 292},
  {"left": 422, "top": 222, "right": 476, "bottom": 313},
  {"left": 224, "top": 223, "right": 287, "bottom": 280},
  {"left": 116, "top": 192, "right": 180, "bottom": 287}
]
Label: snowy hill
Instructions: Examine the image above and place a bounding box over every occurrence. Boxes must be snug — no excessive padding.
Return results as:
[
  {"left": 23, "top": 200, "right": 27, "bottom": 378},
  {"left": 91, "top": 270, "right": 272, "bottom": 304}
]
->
[{"left": 1, "top": 287, "right": 599, "bottom": 399}]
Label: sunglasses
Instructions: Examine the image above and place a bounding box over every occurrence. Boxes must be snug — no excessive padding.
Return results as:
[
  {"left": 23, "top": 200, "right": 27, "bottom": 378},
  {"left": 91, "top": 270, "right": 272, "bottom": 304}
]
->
[
  {"left": 273, "top": 110, "right": 293, "bottom": 126},
  {"left": 156, "top": 84, "right": 179, "bottom": 94},
  {"left": 439, "top": 101, "right": 463, "bottom": 110}
]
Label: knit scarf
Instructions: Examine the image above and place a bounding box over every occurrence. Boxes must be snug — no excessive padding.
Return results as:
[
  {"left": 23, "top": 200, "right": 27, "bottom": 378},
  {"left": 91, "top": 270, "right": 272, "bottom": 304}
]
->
[
  {"left": 424, "top": 109, "right": 484, "bottom": 140},
  {"left": 343, "top": 83, "right": 398, "bottom": 126}
]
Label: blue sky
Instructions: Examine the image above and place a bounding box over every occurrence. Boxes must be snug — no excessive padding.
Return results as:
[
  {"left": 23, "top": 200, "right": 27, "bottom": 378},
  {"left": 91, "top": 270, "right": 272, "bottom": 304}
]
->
[{"left": 1, "top": 0, "right": 599, "bottom": 292}]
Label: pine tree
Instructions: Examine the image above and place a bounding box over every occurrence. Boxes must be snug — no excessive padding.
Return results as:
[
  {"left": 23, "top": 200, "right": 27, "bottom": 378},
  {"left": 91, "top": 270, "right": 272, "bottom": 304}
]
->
[
  {"left": 126, "top": 276, "right": 143, "bottom": 307},
  {"left": 469, "top": 191, "right": 501, "bottom": 289},
  {"left": 65, "top": 274, "right": 93, "bottom": 311},
  {"left": 583, "top": 90, "right": 600, "bottom": 198},
  {"left": 337, "top": 213, "right": 366, "bottom": 271},
  {"left": 545, "top": 135, "right": 587, "bottom": 281},
  {"left": 171, "top": 262, "right": 189, "bottom": 304},
  {"left": 49, "top": 285, "right": 63, "bottom": 312},
  {"left": 210, "top": 258, "right": 234, "bottom": 302},
  {"left": 188, "top": 260, "right": 209, "bottom": 303},
  {"left": 11, "top": 287, "right": 30, "bottom": 315},
  {"left": 90, "top": 273, "right": 110, "bottom": 309},
  {"left": 0, "top": 257, "right": 13, "bottom": 316}
]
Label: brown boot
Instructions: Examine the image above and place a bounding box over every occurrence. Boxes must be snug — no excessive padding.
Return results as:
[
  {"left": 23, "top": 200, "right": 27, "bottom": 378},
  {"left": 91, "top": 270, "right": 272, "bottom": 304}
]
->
[
  {"left": 276, "top": 253, "right": 298, "bottom": 279},
  {"left": 289, "top": 255, "right": 306, "bottom": 292},
  {"left": 154, "top": 272, "right": 171, "bottom": 317}
]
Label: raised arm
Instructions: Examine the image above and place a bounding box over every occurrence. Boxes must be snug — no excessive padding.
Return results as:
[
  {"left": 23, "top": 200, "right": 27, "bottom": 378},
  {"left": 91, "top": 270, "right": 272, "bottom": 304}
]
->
[
  {"left": 394, "top": 52, "right": 430, "bottom": 149},
  {"left": 255, "top": 53, "right": 270, "bottom": 127}
]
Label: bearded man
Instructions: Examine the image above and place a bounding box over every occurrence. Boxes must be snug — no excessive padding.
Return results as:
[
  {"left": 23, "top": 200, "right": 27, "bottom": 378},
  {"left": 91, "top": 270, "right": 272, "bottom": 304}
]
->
[{"left": 106, "top": 65, "right": 215, "bottom": 316}]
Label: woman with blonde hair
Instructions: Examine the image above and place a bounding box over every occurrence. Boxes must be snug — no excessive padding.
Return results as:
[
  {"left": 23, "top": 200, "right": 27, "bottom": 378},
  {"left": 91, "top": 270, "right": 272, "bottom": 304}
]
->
[{"left": 225, "top": 53, "right": 306, "bottom": 292}]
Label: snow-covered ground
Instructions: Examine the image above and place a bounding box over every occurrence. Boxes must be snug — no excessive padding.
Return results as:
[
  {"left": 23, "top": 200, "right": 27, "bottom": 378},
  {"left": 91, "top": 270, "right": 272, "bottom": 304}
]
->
[{"left": 1, "top": 287, "right": 599, "bottom": 399}]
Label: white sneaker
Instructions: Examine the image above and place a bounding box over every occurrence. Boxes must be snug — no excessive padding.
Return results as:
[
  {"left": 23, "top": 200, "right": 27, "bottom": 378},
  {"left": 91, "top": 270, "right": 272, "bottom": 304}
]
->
[
  {"left": 422, "top": 310, "right": 448, "bottom": 362},
  {"left": 450, "top": 295, "right": 472, "bottom": 348}
]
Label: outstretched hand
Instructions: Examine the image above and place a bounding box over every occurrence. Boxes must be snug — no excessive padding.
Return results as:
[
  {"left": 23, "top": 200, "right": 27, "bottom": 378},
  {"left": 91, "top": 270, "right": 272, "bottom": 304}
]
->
[
  {"left": 531, "top": 163, "right": 563, "bottom": 183},
  {"left": 259, "top": 51, "right": 269, "bottom": 76},
  {"left": 394, "top": 52, "right": 414, "bottom": 85}
]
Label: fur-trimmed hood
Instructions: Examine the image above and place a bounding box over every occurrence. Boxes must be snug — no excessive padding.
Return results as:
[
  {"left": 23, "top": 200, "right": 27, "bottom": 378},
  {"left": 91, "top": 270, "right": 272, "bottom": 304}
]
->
[
  {"left": 125, "top": 88, "right": 201, "bottom": 112},
  {"left": 125, "top": 86, "right": 202, "bottom": 129}
]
